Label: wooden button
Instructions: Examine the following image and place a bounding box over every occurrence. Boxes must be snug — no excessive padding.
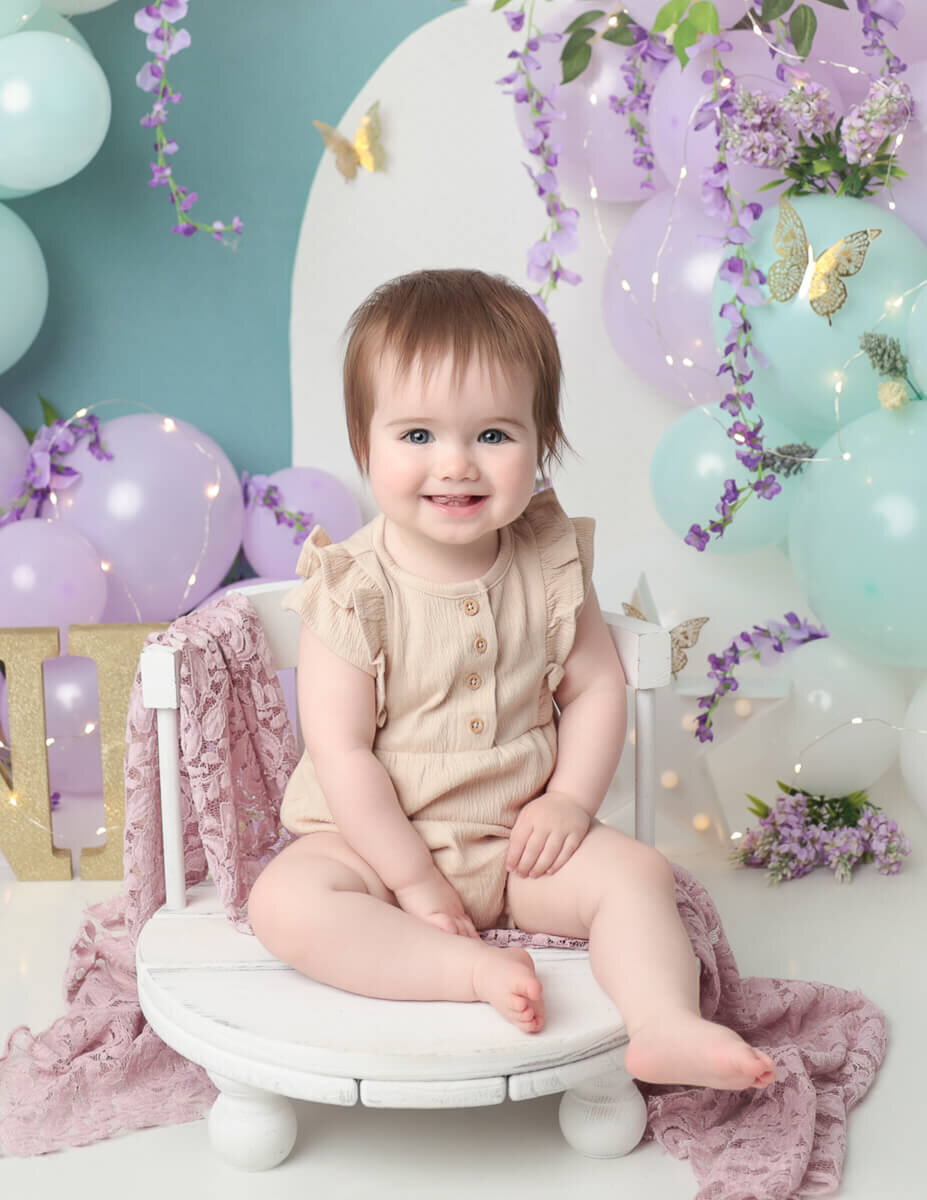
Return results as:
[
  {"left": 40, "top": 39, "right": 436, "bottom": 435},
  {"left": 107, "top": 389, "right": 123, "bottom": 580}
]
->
[
  {"left": 473, "top": 636, "right": 487, "bottom": 654},
  {"left": 466, "top": 673, "right": 482, "bottom": 690},
  {"left": 469, "top": 717, "right": 484, "bottom": 734},
  {"left": 462, "top": 597, "right": 480, "bottom": 616}
]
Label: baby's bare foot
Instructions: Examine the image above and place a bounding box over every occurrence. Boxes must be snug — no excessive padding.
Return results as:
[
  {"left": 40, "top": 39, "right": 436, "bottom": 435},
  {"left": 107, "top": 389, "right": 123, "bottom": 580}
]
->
[
  {"left": 471, "top": 947, "right": 544, "bottom": 1033},
  {"left": 625, "top": 1012, "right": 776, "bottom": 1090}
]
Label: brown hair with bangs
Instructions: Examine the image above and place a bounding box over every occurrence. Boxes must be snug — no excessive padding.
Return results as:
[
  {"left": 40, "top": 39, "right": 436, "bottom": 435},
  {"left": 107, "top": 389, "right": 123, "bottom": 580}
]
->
[{"left": 342, "top": 268, "right": 570, "bottom": 474}]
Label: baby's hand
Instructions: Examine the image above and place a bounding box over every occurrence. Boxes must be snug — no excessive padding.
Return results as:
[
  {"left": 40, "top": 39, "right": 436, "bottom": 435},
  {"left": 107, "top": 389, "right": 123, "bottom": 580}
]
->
[
  {"left": 393, "top": 868, "right": 480, "bottom": 940},
  {"left": 506, "top": 791, "right": 592, "bottom": 879}
]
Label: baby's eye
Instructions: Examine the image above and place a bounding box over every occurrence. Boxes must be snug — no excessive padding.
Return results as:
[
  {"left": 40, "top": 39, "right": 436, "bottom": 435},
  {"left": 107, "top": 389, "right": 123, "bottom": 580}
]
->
[
  {"left": 402, "top": 429, "right": 433, "bottom": 445},
  {"left": 478, "top": 429, "right": 511, "bottom": 444}
]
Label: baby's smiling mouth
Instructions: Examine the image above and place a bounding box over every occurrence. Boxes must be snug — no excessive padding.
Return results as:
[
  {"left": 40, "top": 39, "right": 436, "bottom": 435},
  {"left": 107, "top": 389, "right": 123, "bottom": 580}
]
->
[{"left": 426, "top": 495, "right": 485, "bottom": 507}]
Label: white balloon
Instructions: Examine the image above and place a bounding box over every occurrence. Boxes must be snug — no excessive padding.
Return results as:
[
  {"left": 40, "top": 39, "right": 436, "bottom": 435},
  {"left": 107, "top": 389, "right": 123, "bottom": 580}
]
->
[
  {"left": 899, "top": 676, "right": 927, "bottom": 819},
  {"left": 41, "top": 1, "right": 121, "bottom": 12},
  {"left": 781, "top": 638, "right": 906, "bottom": 796}
]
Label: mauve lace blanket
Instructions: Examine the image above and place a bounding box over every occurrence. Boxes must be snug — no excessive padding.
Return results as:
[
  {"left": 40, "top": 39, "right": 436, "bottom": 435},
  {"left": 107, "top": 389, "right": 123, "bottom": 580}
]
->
[{"left": 0, "top": 594, "right": 886, "bottom": 1198}]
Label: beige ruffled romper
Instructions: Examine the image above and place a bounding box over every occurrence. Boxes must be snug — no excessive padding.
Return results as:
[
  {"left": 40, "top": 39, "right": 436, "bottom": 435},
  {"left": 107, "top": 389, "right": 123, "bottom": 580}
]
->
[{"left": 280, "top": 487, "right": 594, "bottom": 930}]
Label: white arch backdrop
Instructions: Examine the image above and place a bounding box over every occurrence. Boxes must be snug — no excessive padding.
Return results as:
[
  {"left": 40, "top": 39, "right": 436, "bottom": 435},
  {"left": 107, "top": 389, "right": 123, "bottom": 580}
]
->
[{"left": 289, "top": 0, "right": 808, "bottom": 670}]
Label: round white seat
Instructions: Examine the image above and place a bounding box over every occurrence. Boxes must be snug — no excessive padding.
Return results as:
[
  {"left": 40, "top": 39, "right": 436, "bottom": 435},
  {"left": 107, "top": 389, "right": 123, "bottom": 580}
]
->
[{"left": 136, "top": 882, "right": 647, "bottom": 1169}]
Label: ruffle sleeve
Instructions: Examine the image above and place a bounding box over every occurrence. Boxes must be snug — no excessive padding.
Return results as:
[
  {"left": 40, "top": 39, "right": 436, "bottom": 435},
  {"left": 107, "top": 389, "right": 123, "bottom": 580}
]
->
[
  {"left": 520, "top": 489, "right": 595, "bottom": 696},
  {"left": 282, "top": 525, "right": 388, "bottom": 727}
]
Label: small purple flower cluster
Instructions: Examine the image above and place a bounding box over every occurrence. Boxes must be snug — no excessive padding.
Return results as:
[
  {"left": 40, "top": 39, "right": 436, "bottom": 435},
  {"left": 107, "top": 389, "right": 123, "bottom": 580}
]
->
[
  {"left": 497, "top": 11, "right": 582, "bottom": 323},
  {"left": 0, "top": 416, "right": 113, "bottom": 527},
  {"left": 732, "top": 789, "right": 910, "bottom": 884},
  {"left": 694, "top": 612, "right": 828, "bottom": 743},
  {"left": 241, "top": 473, "right": 313, "bottom": 547},
  {"left": 135, "top": 2, "right": 243, "bottom": 242},
  {"left": 720, "top": 88, "right": 793, "bottom": 169},
  {"left": 608, "top": 25, "right": 673, "bottom": 193},
  {"left": 780, "top": 79, "right": 838, "bottom": 138},
  {"left": 841, "top": 75, "right": 913, "bottom": 165}
]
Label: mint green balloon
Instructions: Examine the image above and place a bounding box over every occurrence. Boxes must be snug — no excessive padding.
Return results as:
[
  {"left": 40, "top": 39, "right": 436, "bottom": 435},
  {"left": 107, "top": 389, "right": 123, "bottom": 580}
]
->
[
  {"left": 0, "top": 32, "right": 111, "bottom": 191},
  {"left": 0, "top": 1, "right": 40, "bottom": 35},
  {"left": 650, "top": 402, "right": 800, "bottom": 554},
  {"left": 788, "top": 402, "right": 927, "bottom": 666},
  {"left": 711, "top": 195, "right": 927, "bottom": 443},
  {"left": 0, "top": 202, "right": 48, "bottom": 373},
  {"left": 904, "top": 284, "right": 927, "bottom": 396}
]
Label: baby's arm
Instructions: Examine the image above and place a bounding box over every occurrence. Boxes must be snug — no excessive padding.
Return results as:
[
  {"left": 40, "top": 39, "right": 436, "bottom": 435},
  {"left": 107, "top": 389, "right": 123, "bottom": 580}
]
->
[
  {"left": 297, "top": 624, "right": 478, "bottom": 937},
  {"left": 506, "top": 585, "right": 627, "bottom": 877}
]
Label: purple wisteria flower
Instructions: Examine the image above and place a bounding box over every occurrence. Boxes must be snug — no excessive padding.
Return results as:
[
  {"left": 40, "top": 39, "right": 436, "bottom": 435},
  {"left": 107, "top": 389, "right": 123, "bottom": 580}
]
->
[
  {"left": 607, "top": 23, "right": 672, "bottom": 193},
  {"left": 241, "top": 472, "right": 314, "bottom": 546},
  {"left": 693, "top": 613, "right": 828, "bottom": 743},
  {"left": 135, "top": 2, "right": 243, "bottom": 243},
  {"left": 0, "top": 415, "right": 113, "bottom": 527},
  {"left": 857, "top": 0, "right": 907, "bottom": 75},
  {"left": 497, "top": 16, "right": 582, "bottom": 323}
]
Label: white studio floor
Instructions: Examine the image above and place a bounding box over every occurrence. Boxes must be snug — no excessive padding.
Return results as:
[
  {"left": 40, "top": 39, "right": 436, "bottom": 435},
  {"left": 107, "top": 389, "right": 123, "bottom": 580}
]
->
[{"left": 1, "top": 766, "right": 925, "bottom": 1200}]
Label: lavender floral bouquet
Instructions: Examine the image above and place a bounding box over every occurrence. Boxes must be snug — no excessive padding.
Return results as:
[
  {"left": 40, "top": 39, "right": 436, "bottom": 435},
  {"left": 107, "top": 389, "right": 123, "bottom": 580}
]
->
[
  {"left": 723, "top": 74, "right": 914, "bottom": 198},
  {"left": 731, "top": 780, "right": 910, "bottom": 884}
]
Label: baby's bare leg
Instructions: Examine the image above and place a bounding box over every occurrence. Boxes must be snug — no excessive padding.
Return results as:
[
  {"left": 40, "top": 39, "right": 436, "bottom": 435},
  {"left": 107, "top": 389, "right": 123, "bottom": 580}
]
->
[
  {"left": 506, "top": 823, "right": 776, "bottom": 1089},
  {"left": 248, "top": 832, "right": 543, "bottom": 1031}
]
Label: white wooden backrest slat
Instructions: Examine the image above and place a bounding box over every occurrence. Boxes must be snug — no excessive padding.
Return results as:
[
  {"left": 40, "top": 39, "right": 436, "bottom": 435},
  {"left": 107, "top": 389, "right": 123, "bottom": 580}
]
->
[{"left": 139, "top": 581, "right": 671, "bottom": 910}]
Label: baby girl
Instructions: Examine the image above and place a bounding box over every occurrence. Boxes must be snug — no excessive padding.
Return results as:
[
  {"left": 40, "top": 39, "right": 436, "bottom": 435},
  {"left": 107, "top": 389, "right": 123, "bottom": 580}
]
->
[{"left": 248, "top": 268, "right": 775, "bottom": 1092}]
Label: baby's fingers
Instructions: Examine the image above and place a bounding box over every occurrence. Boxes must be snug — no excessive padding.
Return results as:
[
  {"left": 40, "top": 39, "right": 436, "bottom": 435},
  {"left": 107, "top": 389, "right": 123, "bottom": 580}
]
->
[
  {"left": 509, "top": 828, "right": 548, "bottom": 877},
  {"left": 528, "top": 833, "right": 563, "bottom": 878},
  {"left": 545, "top": 834, "right": 582, "bottom": 876}
]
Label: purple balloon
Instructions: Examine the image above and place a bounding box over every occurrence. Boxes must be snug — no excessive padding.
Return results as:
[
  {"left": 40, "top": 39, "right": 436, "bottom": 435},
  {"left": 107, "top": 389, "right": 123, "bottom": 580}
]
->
[
  {"left": 0, "top": 518, "right": 107, "bottom": 632},
  {"left": 0, "top": 407, "right": 30, "bottom": 509},
  {"left": 603, "top": 188, "right": 726, "bottom": 406},
  {"left": 242, "top": 466, "right": 362, "bottom": 578},
  {"left": 512, "top": 1, "right": 667, "bottom": 204},
  {"left": 44, "top": 656, "right": 103, "bottom": 795},
  {"left": 629, "top": 0, "right": 748, "bottom": 26},
  {"left": 53, "top": 414, "right": 245, "bottom": 622},
  {"left": 648, "top": 32, "right": 847, "bottom": 207}
]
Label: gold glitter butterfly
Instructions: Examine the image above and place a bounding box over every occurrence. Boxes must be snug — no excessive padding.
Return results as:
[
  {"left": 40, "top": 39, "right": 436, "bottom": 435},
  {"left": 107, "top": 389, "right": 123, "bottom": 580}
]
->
[
  {"left": 313, "top": 102, "right": 386, "bottom": 181},
  {"left": 622, "top": 603, "right": 710, "bottom": 679},
  {"left": 767, "top": 195, "right": 881, "bottom": 325}
]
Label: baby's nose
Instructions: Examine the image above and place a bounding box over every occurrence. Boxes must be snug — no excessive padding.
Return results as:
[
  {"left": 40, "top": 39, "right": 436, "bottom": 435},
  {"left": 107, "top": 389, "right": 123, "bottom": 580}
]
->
[{"left": 437, "top": 444, "right": 478, "bottom": 479}]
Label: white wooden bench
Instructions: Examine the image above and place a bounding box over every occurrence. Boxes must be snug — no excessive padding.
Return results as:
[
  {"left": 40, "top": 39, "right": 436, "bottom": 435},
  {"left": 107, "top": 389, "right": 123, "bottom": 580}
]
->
[{"left": 136, "top": 581, "right": 671, "bottom": 1170}]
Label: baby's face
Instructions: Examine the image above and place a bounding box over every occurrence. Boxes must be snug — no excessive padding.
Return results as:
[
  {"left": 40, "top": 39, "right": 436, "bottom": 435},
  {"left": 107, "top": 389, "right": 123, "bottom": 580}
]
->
[{"left": 367, "top": 351, "right": 539, "bottom": 558}]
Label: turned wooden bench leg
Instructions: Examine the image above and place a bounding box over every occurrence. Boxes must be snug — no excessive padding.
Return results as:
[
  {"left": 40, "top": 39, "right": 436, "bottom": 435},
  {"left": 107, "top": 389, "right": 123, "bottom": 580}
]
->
[
  {"left": 206, "top": 1071, "right": 298, "bottom": 1170},
  {"left": 558, "top": 1067, "right": 648, "bottom": 1158}
]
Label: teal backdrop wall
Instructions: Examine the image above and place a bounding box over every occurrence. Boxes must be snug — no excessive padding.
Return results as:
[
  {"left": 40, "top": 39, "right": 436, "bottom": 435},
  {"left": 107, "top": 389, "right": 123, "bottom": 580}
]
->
[{"left": 0, "top": 0, "right": 456, "bottom": 475}]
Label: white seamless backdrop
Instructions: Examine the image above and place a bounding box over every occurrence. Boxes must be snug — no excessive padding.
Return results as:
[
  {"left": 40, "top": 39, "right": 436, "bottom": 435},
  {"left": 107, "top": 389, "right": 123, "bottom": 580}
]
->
[{"left": 289, "top": 0, "right": 810, "bottom": 663}]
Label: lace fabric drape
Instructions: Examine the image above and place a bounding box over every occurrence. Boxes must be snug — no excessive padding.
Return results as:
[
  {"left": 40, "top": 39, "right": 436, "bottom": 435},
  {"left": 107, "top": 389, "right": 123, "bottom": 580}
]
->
[{"left": 0, "top": 593, "right": 886, "bottom": 1199}]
